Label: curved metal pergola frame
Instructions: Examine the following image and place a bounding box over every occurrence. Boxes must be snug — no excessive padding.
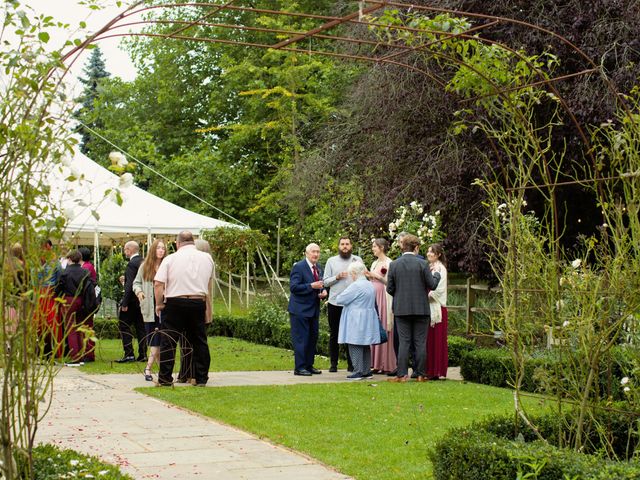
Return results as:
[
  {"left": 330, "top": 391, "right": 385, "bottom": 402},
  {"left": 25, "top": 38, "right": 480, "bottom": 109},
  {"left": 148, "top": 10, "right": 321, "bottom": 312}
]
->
[{"left": 55, "top": 0, "right": 633, "bottom": 195}]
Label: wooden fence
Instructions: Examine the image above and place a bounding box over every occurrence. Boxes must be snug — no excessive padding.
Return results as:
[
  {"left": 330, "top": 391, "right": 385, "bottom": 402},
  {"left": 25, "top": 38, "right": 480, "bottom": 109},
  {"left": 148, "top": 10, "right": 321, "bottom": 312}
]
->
[{"left": 447, "top": 278, "right": 501, "bottom": 335}]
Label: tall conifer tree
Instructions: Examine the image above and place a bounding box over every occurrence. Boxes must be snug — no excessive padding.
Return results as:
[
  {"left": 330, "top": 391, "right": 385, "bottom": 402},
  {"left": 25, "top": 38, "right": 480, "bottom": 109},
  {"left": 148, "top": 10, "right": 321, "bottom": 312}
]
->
[{"left": 74, "top": 46, "right": 110, "bottom": 154}]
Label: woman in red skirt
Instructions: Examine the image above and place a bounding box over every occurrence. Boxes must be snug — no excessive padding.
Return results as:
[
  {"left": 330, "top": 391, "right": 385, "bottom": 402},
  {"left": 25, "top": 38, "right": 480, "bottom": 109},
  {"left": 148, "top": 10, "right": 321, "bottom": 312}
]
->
[{"left": 426, "top": 243, "right": 448, "bottom": 380}]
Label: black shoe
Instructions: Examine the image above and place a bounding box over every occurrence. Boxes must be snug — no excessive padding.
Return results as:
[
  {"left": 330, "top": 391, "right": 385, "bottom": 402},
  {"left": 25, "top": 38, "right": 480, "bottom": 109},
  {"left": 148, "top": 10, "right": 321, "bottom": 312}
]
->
[
  {"left": 294, "top": 369, "right": 312, "bottom": 376},
  {"left": 157, "top": 381, "right": 173, "bottom": 387},
  {"left": 309, "top": 367, "right": 322, "bottom": 374},
  {"left": 116, "top": 356, "right": 135, "bottom": 363},
  {"left": 411, "top": 371, "right": 419, "bottom": 379},
  {"left": 137, "top": 356, "right": 148, "bottom": 362},
  {"left": 144, "top": 368, "right": 153, "bottom": 382},
  {"left": 176, "top": 377, "right": 189, "bottom": 384},
  {"left": 193, "top": 383, "right": 207, "bottom": 387},
  {"left": 347, "top": 366, "right": 354, "bottom": 373},
  {"left": 362, "top": 371, "right": 374, "bottom": 379},
  {"left": 329, "top": 366, "right": 338, "bottom": 373},
  {"left": 386, "top": 369, "right": 398, "bottom": 377}
]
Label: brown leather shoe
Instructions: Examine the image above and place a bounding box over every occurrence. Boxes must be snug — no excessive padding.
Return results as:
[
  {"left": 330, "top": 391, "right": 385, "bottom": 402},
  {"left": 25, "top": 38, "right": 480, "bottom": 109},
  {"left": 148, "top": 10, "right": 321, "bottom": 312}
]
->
[
  {"left": 387, "top": 375, "right": 408, "bottom": 383},
  {"left": 416, "top": 376, "right": 429, "bottom": 382}
]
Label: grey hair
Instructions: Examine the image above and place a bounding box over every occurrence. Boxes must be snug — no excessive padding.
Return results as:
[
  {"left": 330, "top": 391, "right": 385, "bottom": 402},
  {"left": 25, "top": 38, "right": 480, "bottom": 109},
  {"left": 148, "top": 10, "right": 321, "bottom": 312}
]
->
[{"left": 347, "top": 261, "right": 367, "bottom": 278}]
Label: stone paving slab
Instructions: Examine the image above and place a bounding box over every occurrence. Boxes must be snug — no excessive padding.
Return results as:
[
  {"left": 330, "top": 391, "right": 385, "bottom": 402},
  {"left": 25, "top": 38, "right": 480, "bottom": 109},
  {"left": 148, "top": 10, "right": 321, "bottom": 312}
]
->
[{"left": 36, "top": 367, "right": 461, "bottom": 479}]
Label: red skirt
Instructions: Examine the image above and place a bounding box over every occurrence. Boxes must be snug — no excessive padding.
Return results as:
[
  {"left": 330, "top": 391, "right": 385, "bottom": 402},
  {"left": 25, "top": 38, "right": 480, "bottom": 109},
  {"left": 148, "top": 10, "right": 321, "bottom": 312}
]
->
[{"left": 426, "top": 306, "right": 448, "bottom": 378}]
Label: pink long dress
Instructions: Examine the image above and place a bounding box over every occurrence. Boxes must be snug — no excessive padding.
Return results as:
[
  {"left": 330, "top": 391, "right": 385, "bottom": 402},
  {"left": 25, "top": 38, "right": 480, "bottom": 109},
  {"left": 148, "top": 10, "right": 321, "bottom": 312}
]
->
[{"left": 370, "top": 259, "right": 396, "bottom": 373}]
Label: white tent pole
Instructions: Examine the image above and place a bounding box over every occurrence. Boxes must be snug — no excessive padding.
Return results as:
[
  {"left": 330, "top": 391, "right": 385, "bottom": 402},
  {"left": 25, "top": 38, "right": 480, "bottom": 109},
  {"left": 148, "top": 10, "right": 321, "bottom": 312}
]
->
[
  {"left": 228, "top": 272, "right": 232, "bottom": 314},
  {"left": 246, "top": 252, "right": 250, "bottom": 307}
]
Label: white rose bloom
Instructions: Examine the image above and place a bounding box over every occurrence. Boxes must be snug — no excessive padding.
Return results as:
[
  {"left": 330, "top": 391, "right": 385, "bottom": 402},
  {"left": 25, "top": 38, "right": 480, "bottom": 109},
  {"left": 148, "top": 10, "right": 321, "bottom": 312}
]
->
[
  {"left": 109, "top": 151, "right": 128, "bottom": 167},
  {"left": 119, "top": 172, "right": 134, "bottom": 189},
  {"left": 571, "top": 259, "right": 582, "bottom": 269},
  {"left": 621, "top": 377, "right": 630, "bottom": 385},
  {"left": 63, "top": 207, "right": 75, "bottom": 219},
  {"left": 562, "top": 320, "right": 570, "bottom": 327},
  {"left": 624, "top": 386, "right": 631, "bottom": 393}
]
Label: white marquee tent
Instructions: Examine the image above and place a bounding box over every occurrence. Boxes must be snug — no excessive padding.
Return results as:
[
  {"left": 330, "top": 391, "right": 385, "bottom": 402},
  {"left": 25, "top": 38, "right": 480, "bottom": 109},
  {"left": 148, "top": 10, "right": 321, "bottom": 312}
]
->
[{"left": 47, "top": 151, "right": 242, "bottom": 247}]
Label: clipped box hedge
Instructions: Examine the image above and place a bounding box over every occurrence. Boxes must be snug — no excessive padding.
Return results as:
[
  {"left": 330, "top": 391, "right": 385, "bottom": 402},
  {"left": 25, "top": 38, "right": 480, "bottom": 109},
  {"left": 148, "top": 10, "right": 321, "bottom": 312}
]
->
[
  {"left": 447, "top": 335, "right": 475, "bottom": 367},
  {"left": 430, "top": 411, "right": 640, "bottom": 480},
  {"left": 460, "top": 346, "right": 637, "bottom": 400},
  {"left": 95, "top": 315, "right": 475, "bottom": 365}
]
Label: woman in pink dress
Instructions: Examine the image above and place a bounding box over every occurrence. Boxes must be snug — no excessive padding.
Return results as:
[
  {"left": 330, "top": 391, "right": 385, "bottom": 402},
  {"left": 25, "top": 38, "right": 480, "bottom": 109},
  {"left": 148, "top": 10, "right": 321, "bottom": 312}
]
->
[
  {"left": 426, "top": 243, "right": 448, "bottom": 379},
  {"left": 366, "top": 238, "right": 396, "bottom": 374}
]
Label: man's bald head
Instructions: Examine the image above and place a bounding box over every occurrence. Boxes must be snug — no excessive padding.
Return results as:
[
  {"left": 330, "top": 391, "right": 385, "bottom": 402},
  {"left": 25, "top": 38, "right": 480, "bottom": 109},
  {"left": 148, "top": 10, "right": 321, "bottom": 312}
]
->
[
  {"left": 124, "top": 241, "right": 139, "bottom": 258},
  {"left": 176, "top": 231, "right": 195, "bottom": 248}
]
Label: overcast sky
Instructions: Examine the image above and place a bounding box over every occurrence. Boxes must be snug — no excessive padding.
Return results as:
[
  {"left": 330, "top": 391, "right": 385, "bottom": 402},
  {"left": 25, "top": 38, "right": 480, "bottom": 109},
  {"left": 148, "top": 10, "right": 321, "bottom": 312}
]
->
[{"left": 27, "top": 0, "right": 138, "bottom": 83}]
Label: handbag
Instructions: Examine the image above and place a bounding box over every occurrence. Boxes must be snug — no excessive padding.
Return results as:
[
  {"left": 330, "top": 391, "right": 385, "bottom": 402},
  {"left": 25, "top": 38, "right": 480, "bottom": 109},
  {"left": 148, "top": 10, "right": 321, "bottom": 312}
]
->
[
  {"left": 373, "top": 301, "right": 388, "bottom": 345},
  {"left": 376, "top": 319, "right": 388, "bottom": 345}
]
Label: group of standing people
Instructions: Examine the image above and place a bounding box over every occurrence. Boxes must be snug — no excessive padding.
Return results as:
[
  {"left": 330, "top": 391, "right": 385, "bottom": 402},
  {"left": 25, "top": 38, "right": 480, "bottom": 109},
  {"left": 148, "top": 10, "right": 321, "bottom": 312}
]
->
[
  {"left": 288, "top": 234, "right": 448, "bottom": 381},
  {"left": 116, "top": 232, "right": 214, "bottom": 386}
]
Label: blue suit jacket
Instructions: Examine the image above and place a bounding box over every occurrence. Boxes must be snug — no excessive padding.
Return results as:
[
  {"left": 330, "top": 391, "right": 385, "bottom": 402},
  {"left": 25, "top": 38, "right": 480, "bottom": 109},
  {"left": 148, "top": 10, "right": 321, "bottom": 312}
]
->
[{"left": 288, "top": 259, "right": 324, "bottom": 318}]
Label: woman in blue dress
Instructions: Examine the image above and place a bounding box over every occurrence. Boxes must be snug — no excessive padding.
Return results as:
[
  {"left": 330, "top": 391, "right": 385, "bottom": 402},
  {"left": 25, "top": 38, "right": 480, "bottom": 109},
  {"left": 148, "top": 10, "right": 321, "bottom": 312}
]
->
[{"left": 336, "top": 261, "right": 382, "bottom": 380}]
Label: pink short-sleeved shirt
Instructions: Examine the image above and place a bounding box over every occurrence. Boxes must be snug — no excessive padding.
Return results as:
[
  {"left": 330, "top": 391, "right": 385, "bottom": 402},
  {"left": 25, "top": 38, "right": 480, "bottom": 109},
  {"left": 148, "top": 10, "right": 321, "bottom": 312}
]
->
[{"left": 154, "top": 244, "right": 214, "bottom": 298}]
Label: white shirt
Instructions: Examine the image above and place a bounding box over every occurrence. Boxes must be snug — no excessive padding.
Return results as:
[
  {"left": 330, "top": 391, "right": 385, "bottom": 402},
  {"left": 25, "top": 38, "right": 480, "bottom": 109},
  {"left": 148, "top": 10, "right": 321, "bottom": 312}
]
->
[{"left": 154, "top": 244, "right": 214, "bottom": 298}]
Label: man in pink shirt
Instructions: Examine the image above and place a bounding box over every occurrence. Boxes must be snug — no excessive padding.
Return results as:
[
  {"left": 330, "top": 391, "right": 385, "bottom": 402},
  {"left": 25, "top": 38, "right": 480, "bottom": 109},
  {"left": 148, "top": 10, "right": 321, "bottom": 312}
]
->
[{"left": 154, "top": 231, "right": 214, "bottom": 386}]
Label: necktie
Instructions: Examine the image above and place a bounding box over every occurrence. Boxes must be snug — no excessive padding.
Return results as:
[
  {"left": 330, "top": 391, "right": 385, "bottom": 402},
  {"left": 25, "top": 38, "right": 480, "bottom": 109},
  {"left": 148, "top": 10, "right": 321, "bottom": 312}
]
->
[{"left": 312, "top": 264, "right": 319, "bottom": 281}]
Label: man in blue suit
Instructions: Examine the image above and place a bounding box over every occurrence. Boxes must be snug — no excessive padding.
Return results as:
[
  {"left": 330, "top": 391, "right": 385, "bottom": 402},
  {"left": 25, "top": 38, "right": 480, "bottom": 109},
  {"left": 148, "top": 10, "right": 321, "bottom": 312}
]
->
[{"left": 288, "top": 243, "right": 327, "bottom": 376}]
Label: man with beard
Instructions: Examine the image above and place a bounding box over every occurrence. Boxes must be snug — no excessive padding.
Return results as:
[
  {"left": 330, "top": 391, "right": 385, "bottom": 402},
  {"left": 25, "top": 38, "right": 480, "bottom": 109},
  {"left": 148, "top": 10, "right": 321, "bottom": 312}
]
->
[{"left": 323, "top": 237, "right": 362, "bottom": 373}]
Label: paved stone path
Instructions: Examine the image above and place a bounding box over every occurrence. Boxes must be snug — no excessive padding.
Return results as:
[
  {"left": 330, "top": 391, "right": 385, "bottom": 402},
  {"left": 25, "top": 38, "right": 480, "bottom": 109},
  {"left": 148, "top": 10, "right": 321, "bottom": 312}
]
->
[{"left": 36, "top": 367, "right": 461, "bottom": 479}]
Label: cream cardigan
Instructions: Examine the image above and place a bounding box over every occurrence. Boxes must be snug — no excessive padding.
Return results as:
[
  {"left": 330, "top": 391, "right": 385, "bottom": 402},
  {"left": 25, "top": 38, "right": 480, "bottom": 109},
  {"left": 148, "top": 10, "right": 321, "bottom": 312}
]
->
[{"left": 428, "top": 261, "right": 447, "bottom": 326}]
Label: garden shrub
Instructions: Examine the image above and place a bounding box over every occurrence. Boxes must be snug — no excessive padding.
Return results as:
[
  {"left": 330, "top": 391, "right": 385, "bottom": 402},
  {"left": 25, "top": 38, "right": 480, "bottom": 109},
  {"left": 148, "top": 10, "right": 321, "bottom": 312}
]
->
[
  {"left": 431, "top": 411, "right": 640, "bottom": 480},
  {"left": 460, "top": 346, "right": 638, "bottom": 400},
  {"left": 447, "top": 335, "right": 475, "bottom": 367},
  {"left": 27, "top": 443, "right": 133, "bottom": 479},
  {"left": 95, "top": 315, "right": 470, "bottom": 364}
]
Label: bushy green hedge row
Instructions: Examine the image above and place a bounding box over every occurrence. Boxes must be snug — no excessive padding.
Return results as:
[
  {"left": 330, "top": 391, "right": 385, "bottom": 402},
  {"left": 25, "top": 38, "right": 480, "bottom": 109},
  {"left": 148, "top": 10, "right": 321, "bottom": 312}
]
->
[
  {"left": 95, "top": 314, "right": 476, "bottom": 365},
  {"left": 26, "top": 443, "right": 133, "bottom": 479},
  {"left": 460, "top": 346, "right": 637, "bottom": 399},
  {"left": 447, "top": 335, "right": 475, "bottom": 367},
  {"left": 430, "top": 411, "right": 640, "bottom": 480}
]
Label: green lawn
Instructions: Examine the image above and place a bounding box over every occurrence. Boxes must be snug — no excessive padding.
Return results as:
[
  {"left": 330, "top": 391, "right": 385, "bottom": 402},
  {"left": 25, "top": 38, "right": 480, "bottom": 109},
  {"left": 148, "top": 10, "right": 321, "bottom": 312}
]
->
[
  {"left": 80, "top": 337, "right": 345, "bottom": 374},
  {"left": 142, "top": 381, "right": 549, "bottom": 480}
]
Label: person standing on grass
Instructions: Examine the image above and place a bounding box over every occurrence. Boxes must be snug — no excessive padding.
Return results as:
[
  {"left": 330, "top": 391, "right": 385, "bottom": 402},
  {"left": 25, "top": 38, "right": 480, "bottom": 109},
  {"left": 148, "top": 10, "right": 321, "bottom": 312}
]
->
[
  {"left": 117, "top": 241, "right": 147, "bottom": 363},
  {"left": 386, "top": 234, "right": 440, "bottom": 383},
  {"left": 323, "top": 237, "right": 361, "bottom": 373},
  {"left": 55, "top": 250, "right": 91, "bottom": 366},
  {"left": 336, "top": 261, "right": 381, "bottom": 380},
  {"left": 426, "top": 243, "right": 448, "bottom": 380},
  {"left": 79, "top": 247, "right": 97, "bottom": 363},
  {"left": 154, "top": 231, "right": 214, "bottom": 387},
  {"left": 365, "top": 238, "right": 396, "bottom": 374},
  {"left": 133, "top": 239, "right": 166, "bottom": 382},
  {"left": 288, "top": 243, "right": 327, "bottom": 376}
]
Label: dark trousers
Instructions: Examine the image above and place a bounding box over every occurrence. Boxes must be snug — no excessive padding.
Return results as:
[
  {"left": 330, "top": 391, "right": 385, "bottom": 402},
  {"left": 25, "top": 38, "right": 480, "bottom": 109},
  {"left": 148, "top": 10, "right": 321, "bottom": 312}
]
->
[
  {"left": 290, "top": 313, "right": 319, "bottom": 371},
  {"left": 327, "top": 303, "right": 353, "bottom": 370},
  {"left": 118, "top": 303, "right": 147, "bottom": 359},
  {"left": 395, "top": 315, "right": 428, "bottom": 377},
  {"left": 158, "top": 298, "right": 210, "bottom": 385},
  {"left": 393, "top": 319, "right": 415, "bottom": 369}
]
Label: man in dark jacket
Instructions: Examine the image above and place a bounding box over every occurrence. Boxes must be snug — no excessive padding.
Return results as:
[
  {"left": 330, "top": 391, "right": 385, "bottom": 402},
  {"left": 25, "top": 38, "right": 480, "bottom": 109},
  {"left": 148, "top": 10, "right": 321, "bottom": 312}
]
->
[
  {"left": 386, "top": 234, "right": 440, "bottom": 382},
  {"left": 117, "top": 241, "right": 147, "bottom": 363}
]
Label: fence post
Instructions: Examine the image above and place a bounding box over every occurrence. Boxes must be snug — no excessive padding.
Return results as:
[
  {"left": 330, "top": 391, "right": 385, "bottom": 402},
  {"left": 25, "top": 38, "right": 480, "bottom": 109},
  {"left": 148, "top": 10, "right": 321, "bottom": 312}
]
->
[{"left": 466, "top": 277, "right": 475, "bottom": 335}]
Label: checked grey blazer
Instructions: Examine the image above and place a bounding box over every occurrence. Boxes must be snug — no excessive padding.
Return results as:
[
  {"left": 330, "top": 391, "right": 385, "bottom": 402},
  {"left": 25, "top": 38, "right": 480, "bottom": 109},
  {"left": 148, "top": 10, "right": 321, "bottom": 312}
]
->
[{"left": 386, "top": 253, "right": 440, "bottom": 317}]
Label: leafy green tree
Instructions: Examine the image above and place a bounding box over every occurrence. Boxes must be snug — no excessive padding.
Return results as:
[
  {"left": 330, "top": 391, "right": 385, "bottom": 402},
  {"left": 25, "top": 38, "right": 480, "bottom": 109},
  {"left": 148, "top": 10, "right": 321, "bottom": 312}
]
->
[{"left": 80, "top": 1, "right": 361, "bottom": 266}]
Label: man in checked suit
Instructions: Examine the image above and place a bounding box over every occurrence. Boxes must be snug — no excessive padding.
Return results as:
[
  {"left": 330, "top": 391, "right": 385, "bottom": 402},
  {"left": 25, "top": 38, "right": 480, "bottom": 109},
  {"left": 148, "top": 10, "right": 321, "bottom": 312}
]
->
[
  {"left": 116, "top": 240, "right": 147, "bottom": 363},
  {"left": 386, "top": 234, "right": 440, "bottom": 382},
  {"left": 288, "top": 243, "right": 327, "bottom": 376}
]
